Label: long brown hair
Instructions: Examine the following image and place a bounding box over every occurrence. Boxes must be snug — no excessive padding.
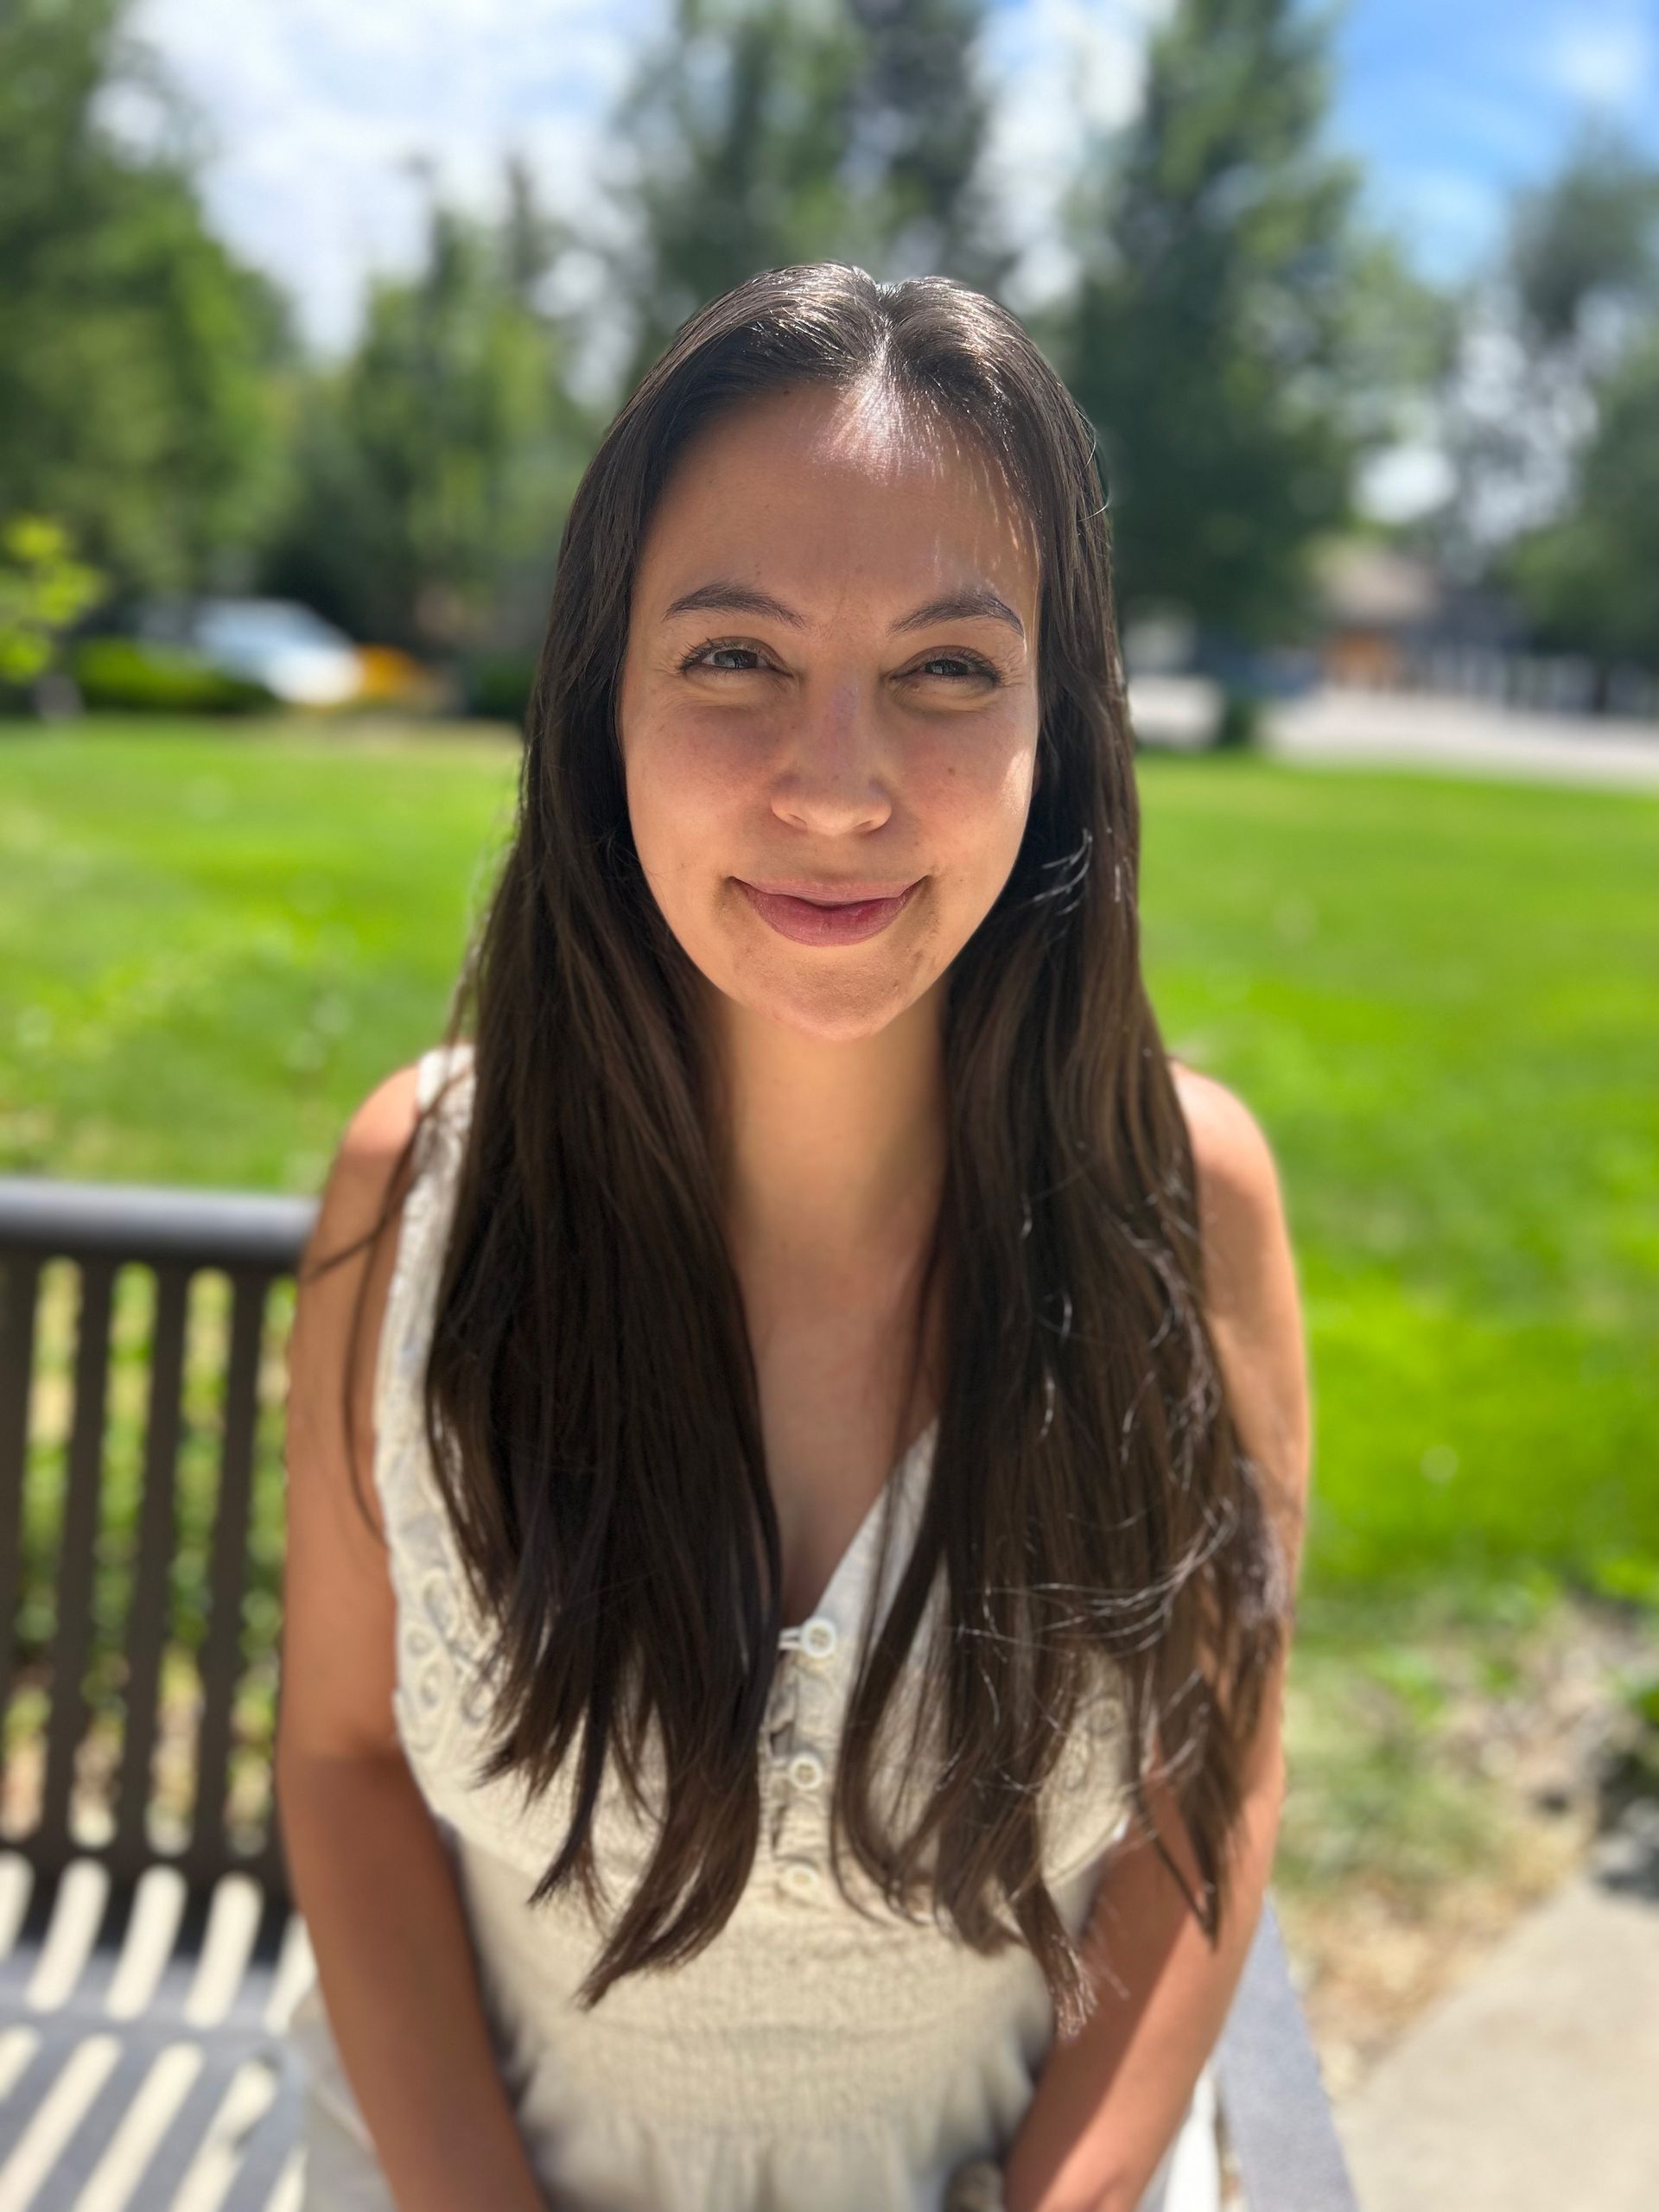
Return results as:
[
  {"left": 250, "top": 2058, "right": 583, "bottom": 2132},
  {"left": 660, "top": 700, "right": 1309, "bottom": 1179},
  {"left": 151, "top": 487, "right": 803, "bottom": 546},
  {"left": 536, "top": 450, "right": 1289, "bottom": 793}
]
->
[{"left": 310, "top": 261, "right": 1292, "bottom": 2037}]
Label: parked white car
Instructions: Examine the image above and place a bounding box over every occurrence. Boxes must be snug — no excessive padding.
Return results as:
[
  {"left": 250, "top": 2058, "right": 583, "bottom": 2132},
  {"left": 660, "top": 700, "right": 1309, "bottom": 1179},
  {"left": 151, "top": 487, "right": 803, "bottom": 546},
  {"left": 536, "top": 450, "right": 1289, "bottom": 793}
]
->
[{"left": 137, "top": 597, "right": 364, "bottom": 706}]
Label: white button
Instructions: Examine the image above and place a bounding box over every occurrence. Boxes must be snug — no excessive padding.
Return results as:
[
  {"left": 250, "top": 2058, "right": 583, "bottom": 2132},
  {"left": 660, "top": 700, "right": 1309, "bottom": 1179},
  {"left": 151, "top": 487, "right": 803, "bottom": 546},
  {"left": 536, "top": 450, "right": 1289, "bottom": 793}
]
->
[
  {"left": 779, "top": 1858, "right": 823, "bottom": 1900},
  {"left": 798, "top": 1616, "right": 839, "bottom": 1660},
  {"left": 788, "top": 1749, "right": 825, "bottom": 1792}
]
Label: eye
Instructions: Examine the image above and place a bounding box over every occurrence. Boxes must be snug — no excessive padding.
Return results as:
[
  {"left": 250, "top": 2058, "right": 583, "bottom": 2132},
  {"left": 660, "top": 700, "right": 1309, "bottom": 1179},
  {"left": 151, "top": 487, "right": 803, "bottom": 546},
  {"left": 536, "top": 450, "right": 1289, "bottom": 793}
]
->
[
  {"left": 907, "top": 650, "right": 1001, "bottom": 686},
  {"left": 677, "top": 639, "right": 771, "bottom": 675}
]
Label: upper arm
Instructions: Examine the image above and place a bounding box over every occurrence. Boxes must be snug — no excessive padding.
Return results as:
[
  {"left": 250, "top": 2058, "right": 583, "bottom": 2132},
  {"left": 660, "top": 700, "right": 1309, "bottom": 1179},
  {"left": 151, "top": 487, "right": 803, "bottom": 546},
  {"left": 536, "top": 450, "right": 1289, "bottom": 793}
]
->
[
  {"left": 1170, "top": 1060, "right": 1311, "bottom": 1599},
  {"left": 276, "top": 1059, "right": 425, "bottom": 1770}
]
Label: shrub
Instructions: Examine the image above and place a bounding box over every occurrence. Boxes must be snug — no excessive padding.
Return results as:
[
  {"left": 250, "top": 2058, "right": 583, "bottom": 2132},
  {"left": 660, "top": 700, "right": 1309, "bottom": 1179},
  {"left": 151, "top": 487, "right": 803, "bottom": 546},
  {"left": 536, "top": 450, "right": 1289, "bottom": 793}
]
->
[
  {"left": 68, "top": 637, "right": 276, "bottom": 714},
  {"left": 460, "top": 652, "right": 536, "bottom": 729}
]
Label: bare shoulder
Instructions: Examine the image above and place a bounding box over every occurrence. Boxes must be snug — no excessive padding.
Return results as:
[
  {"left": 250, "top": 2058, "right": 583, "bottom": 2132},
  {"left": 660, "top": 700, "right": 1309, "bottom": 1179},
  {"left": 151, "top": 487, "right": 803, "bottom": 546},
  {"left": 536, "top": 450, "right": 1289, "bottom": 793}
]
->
[
  {"left": 1166, "top": 1060, "right": 1286, "bottom": 1293},
  {"left": 1166, "top": 1058, "right": 1310, "bottom": 1580},
  {"left": 277, "top": 1055, "right": 429, "bottom": 1769},
  {"left": 289, "top": 1052, "right": 429, "bottom": 1503},
  {"left": 331, "top": 1059, "right": 427, "bottom": 1211}
]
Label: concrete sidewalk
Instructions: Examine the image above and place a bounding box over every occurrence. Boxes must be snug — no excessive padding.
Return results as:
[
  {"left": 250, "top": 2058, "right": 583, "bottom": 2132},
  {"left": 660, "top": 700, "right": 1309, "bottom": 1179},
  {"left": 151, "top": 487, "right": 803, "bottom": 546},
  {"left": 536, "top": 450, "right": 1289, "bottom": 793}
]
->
[
  {"left": 1333, "top": 1807, "right": 1659, "bottom": 2212},
  {"left": 1127, "top": 677, "right": 1659, "bottom": 792},
  {"left": 1265, "top": 687, "right": 1659, "bottom": 792}
]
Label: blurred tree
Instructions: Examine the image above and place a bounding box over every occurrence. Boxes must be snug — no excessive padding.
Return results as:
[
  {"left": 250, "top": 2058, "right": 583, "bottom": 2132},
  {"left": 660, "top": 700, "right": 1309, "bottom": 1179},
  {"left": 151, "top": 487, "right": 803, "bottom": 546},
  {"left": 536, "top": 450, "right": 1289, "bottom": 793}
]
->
[
  {"left": 258, "top": 168, "right": 596, "bottom": 658},
  {"left": 841, "top": 0, "right": 1016, "bottom": 291},
  {"left": 1451, "top": 126, "right": 1659, "bottom": 677},
  {"left": 1509, "top": 124, "right": 1659, "bottom": 357},
  {"left": 1500, "top": 329, "right": 1659, "bottom": 675},
  {"left": 1427, "top": 124, "right": 1659, "bottom": 589},
  {"left": 607, "top": 0, "right": 1012, "bottom": 397},
  {"left": 501, "top": 145, "right": 572, "bottom": 311},
  {"left": 1054, "top": 0, "right": 1439, "bottom": 727},
  {"left": 0, "top": 513, "right": 105, "bottom": 696},
  {"left": 0, "top": 0, "right": 294, "bottom": 595}
]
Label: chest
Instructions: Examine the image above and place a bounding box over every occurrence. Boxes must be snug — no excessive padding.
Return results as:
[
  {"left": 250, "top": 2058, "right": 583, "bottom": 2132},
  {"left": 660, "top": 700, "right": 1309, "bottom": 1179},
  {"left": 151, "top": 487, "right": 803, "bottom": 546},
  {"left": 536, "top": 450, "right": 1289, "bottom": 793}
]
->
[{"left": 746, "top": 1286, "right": 940, "bottom": 1632}]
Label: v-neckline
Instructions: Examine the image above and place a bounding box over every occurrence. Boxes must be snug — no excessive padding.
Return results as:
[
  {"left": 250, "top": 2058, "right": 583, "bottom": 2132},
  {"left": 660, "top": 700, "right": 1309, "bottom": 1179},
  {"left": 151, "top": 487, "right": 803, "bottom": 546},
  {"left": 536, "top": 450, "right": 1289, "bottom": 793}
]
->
[{"left": 778, "top": 1412, "right": 939, "bottom": 1640}]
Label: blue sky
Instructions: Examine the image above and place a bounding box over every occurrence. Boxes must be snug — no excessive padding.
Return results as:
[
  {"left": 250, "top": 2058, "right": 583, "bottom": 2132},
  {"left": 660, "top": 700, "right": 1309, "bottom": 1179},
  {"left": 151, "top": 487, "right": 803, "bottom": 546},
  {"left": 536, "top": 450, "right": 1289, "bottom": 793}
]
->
[
  {"left": 1327, "top": 0, "right": 1658, "bottom": 278},
  {"left": 118, "top": 0, "right": 1659, "bottom": 363}
]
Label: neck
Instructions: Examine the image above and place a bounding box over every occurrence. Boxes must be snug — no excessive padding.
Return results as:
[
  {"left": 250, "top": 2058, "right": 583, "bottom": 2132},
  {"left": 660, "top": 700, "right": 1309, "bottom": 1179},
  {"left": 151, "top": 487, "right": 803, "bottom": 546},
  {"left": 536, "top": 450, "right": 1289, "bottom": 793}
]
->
[{"left": 706, "top": 979, "right": 949, "bottom": 1272}]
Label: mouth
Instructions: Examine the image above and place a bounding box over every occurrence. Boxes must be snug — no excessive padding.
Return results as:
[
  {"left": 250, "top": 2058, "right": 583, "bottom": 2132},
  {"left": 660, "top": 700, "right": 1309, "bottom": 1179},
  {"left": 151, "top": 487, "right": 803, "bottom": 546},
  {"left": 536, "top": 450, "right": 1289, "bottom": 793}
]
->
[{"left": 734, "top": 876, "right": 923, "bottom": 946}]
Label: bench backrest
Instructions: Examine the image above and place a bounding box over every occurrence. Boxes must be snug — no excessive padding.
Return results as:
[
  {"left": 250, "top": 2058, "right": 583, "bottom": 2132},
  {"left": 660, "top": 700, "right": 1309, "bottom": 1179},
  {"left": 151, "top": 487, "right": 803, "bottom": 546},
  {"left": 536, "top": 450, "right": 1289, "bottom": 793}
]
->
[{"left": 0, "top": 1176, "right": 315, "bottom": 1905}]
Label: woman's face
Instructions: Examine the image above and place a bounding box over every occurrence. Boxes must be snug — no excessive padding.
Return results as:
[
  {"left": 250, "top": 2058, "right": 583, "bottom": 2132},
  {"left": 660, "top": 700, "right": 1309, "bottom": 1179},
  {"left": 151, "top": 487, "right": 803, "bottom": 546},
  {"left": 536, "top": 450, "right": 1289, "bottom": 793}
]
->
[{"left": 615, "top": 379, "right": 1043, "bottom": 1045}]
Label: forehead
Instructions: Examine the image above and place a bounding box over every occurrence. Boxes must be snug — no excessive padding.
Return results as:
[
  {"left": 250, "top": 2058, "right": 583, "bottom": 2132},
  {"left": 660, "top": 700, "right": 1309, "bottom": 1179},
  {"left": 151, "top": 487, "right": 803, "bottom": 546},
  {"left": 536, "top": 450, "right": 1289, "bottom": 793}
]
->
[{"left": 637, "top": 380, "right": 1040, "bottom": 613}]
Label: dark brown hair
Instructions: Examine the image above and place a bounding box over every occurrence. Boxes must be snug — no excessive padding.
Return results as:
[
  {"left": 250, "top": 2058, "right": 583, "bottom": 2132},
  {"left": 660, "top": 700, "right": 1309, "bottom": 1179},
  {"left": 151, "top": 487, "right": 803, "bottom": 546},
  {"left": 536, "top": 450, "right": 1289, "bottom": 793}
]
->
[{"left": 310, "top": 261, "right": 1293, "bottom": 2037}]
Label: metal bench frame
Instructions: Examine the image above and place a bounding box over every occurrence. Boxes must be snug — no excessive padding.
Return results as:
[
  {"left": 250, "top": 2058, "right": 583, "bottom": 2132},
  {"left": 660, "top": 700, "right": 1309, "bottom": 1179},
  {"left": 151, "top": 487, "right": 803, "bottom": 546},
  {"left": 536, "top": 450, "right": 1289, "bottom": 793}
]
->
[{"left": 0, "top": 1174, "right": 1359, "bottom": 2210}]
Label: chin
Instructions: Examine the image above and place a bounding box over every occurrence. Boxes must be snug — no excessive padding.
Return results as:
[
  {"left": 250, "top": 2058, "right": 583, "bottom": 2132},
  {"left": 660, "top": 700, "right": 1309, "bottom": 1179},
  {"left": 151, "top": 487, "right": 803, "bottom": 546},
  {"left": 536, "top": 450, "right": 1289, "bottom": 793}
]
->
[{"left": 726, "top": 963, "right": 930, "bottom": 1046}]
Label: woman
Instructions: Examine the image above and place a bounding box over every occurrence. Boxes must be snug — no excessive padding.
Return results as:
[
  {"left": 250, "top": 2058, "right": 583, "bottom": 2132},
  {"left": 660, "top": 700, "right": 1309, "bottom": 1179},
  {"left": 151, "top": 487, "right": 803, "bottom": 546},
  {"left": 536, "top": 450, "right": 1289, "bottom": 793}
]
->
[{"left": 276, "top": 261, "right": 1308, "bottom": 2212}]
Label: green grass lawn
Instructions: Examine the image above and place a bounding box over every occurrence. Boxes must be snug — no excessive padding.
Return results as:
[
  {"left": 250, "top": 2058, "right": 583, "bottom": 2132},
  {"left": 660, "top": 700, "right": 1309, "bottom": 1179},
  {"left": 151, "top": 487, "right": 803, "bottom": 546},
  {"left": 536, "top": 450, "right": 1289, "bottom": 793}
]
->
[
  {"left": 3, "top": 716, "right": 1656, "bottom": 1918},
  {"left": 6, "top": 716, "right": 1654, "bottom": 1600}
]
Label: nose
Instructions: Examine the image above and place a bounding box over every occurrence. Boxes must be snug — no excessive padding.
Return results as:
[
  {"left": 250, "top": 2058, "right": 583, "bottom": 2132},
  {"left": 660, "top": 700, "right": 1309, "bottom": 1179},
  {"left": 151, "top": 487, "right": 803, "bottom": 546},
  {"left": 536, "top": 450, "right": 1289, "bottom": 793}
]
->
[{"left": 766, "top": 677, "right": 893, "bottom": 836}]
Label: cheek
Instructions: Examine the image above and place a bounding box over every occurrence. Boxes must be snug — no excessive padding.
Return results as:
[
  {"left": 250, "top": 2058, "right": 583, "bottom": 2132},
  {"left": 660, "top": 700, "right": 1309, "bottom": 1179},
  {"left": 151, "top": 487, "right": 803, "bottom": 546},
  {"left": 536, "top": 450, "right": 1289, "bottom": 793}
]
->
[
  {"left": 625, "top": 713, "right": 752, "bottom": 867},
  {"left": 911, "top": 725, "right": 1037, "bottom": 872}
]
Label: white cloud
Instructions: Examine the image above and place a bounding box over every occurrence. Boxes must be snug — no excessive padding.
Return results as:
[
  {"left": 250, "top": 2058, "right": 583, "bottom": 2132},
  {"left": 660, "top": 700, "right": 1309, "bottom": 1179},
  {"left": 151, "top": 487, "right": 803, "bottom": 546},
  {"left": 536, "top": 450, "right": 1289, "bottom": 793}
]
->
[
  {"left": 976, "top": 0, "right": 1173, "bottom": 310},
  {"left": 117, "top": 0, "right": 659, "bottom": 356},
  {"left": 1541, "top": 5, "right": 1654, "bottom": 111}
]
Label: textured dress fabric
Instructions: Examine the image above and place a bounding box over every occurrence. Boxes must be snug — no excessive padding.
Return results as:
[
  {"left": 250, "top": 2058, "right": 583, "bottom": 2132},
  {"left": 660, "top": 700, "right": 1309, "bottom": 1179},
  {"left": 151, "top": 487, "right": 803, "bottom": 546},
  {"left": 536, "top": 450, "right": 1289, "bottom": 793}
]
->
[{"left": 282, "top": 1040, "right": 1221, "bottom": 2211}]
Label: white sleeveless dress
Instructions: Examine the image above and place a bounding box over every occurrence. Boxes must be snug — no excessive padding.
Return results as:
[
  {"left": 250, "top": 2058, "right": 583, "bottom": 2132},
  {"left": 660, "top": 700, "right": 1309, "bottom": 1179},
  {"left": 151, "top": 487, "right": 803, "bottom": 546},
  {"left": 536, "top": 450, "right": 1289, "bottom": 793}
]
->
[{"left": 283, "top": 1040, "right": 1221, "bottom": 2211}]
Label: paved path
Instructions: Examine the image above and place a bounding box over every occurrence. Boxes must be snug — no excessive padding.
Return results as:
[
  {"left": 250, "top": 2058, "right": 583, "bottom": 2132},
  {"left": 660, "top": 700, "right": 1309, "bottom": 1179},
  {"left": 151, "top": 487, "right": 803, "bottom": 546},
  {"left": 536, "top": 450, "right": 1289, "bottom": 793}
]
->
[
  {"left": 1266, "top": 688, "right": 1659, "bottom": 792},
  {"left": 1128, "top": 678, "right": 1659, "bottom": 793},
  {"left": 1332, "top": 1808, "right": 1659, "bottom": 2212}
]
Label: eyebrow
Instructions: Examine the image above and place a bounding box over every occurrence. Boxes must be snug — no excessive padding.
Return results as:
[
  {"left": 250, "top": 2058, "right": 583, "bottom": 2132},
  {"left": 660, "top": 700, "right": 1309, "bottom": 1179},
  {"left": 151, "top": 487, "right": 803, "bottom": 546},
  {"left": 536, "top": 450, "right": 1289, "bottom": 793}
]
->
[{"left": 661, "top": 579, "right": 1027, "bottom": 642}]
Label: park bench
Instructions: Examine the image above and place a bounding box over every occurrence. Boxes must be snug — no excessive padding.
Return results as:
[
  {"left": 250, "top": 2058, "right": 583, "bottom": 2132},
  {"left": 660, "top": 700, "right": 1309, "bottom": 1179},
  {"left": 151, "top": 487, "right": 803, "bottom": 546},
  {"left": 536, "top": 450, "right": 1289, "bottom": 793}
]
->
[{"left": 0, "top": 1173, "right": 1361, "bottom": 2212}]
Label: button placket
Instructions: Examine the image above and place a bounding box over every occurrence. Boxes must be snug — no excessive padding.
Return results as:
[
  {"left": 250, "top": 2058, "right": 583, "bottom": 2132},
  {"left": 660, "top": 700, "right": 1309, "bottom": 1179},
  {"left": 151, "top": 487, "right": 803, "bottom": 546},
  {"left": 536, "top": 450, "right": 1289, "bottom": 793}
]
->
[
  {"left": 763, "top": 1658, "right": 801, "bottom": 1849},
  {"left": 798, "top": 1614, "right": 839, "bottom": 1662},
  {"left": 768, "top": 1614, "right": 843, "bottom": 1879},
  {"left": 787, "top": 1747, "right": 825, "bottom": 1794},
  {"left": 778, "top": 1856, "right": 823, "bottom": 1903}
]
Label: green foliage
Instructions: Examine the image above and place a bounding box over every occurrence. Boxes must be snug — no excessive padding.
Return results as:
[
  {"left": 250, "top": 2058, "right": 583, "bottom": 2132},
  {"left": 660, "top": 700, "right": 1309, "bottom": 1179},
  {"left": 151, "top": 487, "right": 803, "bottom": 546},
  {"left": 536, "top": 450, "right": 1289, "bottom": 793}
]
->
[
  {"left": 68, "top": 636, "right": 275, "bottom": 713},
  {"left": 1508, "top": 121, "right": 1659, "bottom": 353},
  {"left": 1058, "top": 0, "right": 1440, "bottom": 645},
  {"left": 0, "top": 0, "right": 296, "bottom": 596},
  {"left": 1211, "top": 691, "right": 1265, "bottom": 748},
  {"left": 1445, "top": 124, "right": 1659, "bottom": 664},
  {"left": 842, "top": 0, "right": 1016, "bottom": 290},
  {"left": 0, "top": 513, "right": 105, "bottom": 683},
  {"left": 1501, "top": 329, "right": 1659, "bottom": 671},
  {"left": 257, "top": 185, "right": 596, "bottom": 656},
  {"left": 459, "top": 652, "right": 538, "bottom": 729},
  {"left": 608, "top": 0, "right": 1013, "bottom": 396}
]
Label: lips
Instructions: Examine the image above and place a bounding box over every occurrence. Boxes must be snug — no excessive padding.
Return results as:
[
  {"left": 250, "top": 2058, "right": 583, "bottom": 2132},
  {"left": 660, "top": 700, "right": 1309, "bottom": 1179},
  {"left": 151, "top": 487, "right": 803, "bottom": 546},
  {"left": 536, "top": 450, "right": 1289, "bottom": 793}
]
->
[
  {"left": 741, "top": 879, "right": 919, "bottom": 903},
  {"left": 734, "top": 877, "right": 923, "bottom": 946}
]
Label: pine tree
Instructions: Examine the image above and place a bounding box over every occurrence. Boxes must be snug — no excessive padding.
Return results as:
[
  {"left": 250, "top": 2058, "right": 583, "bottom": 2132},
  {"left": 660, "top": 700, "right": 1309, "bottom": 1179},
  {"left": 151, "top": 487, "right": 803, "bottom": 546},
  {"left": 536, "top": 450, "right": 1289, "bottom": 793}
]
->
[{"left": 1058, "top": 0, "right": 1414, "bottom": 702}]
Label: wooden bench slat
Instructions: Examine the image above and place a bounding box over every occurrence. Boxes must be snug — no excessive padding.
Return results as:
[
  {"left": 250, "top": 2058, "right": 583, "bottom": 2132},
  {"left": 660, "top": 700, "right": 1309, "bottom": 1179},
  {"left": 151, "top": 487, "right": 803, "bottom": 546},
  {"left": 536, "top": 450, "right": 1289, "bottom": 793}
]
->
[
  {"left": 185, "top": 1270, "right": 272, "bottom": 1896},
  {"left": 0, "top": 1252, "right": 42, "bottom": 1801},
  {"left": 113, "top": 1263, "right": 192, "bottom": 1888},
  {"left": 38, "top": 1258, "right": 118, "bottom": 1869}
]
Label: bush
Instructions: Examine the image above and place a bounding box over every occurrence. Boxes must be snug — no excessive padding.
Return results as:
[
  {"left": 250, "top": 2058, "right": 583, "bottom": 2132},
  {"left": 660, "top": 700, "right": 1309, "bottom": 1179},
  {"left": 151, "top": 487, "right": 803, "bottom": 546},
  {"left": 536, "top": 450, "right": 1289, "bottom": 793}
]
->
[
  {"left": 0, "top": 514, "right": 106, "bottom": 688},
  {"left": 68, "top": 637, "right": 276, "bottom": 714},
  {"left": 459, "top": 652, "right": 537, "bottom": 729},
  {"left": 1212, "top": 690, "right": 1266, "bottom": 749}
]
